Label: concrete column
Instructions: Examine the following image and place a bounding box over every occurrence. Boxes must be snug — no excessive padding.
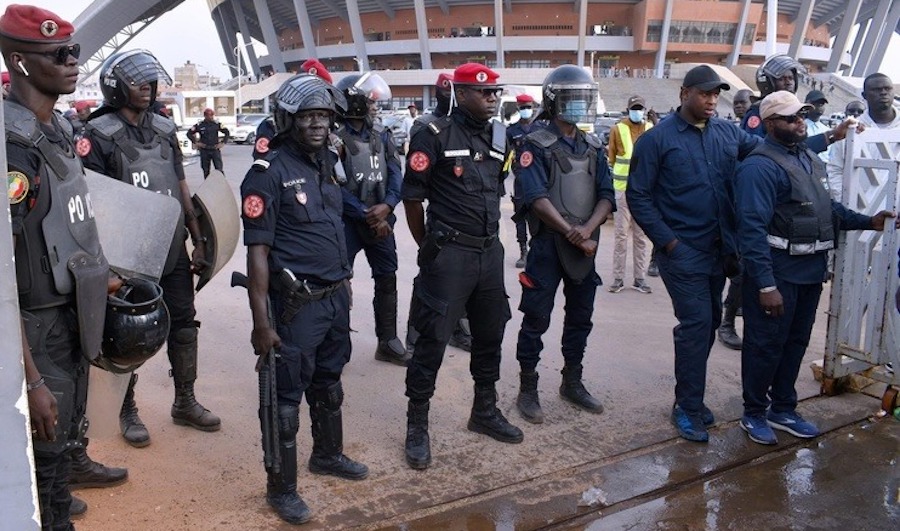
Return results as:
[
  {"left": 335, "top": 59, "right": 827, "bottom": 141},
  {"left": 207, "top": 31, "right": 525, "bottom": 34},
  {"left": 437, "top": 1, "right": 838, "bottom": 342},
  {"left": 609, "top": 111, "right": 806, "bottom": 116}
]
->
[
  {"left": 828, "top": 0, "right": 865, "bottom": 73},
  {"left": 252, "top": 0, "right": 286, "bottom": 72},
  {"left": 345, "top": 0, "right": 369, "bottom": 71},
  {"left": 654, "top": 0, "right": 674, "bottom": 78},
  {"left": 765, "top": 0, "right": 778, "bottom": 58},
  {"left": 413, "top": 0, "right": 432, "bottom": 69},
  {"left": 494, "top": 0, "right": 505, "bottom": 68},
  {"left": 576, "top": 0, "right": 588, "bottom": 67},
  {"left": 787, "top": 0, "right": 815, "bottom": 59},
  {"left": 232, "top": 0, "right": 261, "bottom": 76},
  {"left": 291, "top": 0, "right": 318, "bottom": 59},
  {"left": 726, "top": 0, "right": 753, "bottom": 67},
  {"left": 852, "top": 0, "right": 892, "bottom": 77},
  {"left": 846, "top": 18, "right": 870, "bottom": 74},
  {"left": 866, "top": 0, "right": 900, "bottom": 75},
  {"left": 212, "top": 8, "right": 240, "bottom": 77}
]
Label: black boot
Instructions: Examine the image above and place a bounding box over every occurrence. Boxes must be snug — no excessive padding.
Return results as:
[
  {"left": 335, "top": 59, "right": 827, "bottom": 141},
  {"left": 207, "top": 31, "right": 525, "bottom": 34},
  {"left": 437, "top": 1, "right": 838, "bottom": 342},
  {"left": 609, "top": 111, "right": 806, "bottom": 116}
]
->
[
  {"left": 516, "top": 371, "right": 544, "bottom": 424},
  {"left": 69, "top": 441, "right": 128, "bottom": 489},
  {"left": 467, "top": 384, "right": 524, "bottom": 443},
  {"left": 373, "top": 274, "right": 412, "bottom": 366},
  {"left": 405, "top": 400, "right": 431, "bottom": 469},
  {"left": 70, "top": 494, "right": 87, "bottom": 518},
  {"left": 559, "top": 365, "right": 604, "bottom": 413},
  {"left": 119, "top": 373, "right": 150, "bottom": 447},
  {"left": 515, "top": 242, "right": 527, "bottom": 269},
  {"left": 307, "top": 383, "right": 369, "bottom": 480},
  {"left": 267, "top": 405, "right": 312, "bottom": 525},
  {"left": 717, "top": 305, "right": 742, "bottom": 350},
  {"left": 169, "top": 326, "right": 221, "bottom": 431}
]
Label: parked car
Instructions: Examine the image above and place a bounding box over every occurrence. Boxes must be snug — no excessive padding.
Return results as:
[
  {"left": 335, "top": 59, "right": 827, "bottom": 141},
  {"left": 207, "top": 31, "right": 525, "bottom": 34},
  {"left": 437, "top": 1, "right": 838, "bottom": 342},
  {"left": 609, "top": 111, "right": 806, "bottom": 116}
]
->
[{"left": 231, "top": 113, "right": 269, "bottom": 144}]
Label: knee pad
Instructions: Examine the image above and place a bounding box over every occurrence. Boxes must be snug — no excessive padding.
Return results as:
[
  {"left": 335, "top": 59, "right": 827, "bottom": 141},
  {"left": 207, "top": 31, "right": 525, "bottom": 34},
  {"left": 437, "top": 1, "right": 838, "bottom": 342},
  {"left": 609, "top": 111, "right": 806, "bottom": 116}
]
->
[
  {"left": 171, "top": 323, "right": 199, "bottom": 347},
  {"left": 277, "top": 404, "right": 300, "bottom": 441}
]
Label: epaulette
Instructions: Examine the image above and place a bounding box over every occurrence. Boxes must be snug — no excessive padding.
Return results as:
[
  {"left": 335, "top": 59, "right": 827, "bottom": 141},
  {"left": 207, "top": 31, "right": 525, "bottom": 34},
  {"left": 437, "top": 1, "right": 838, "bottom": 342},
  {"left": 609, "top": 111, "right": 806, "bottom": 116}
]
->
[
  {"left": 427, "top": 115, "right": 452, "bottom": 135},
  {"left": 526, "top": 128, "right": 558, "bottom": 149},
  {"left": 251, "top": 158, "right": 271, "bottom": 171}
]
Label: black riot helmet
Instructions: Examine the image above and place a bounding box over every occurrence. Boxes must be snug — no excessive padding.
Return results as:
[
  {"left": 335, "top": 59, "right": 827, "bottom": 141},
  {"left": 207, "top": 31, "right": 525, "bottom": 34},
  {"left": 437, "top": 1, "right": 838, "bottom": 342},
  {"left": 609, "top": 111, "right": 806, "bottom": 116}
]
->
[
  {"left": 99, "top": 49, "right": 172, "bottom": 108},
  {"left": 335, "top": 71, "right": 392, "bottom": 120},
  {"left": 755, "top": 54, "right": 806, "bottom": 97},
  {"left": 541, "top": 65, "right": 598, "bottom": 125},
  {"left": 273, "top": 73, "right": 347, "bottom": 135},
  {"left": 94, "top": 278, "right": 170, "bottom": 374}
]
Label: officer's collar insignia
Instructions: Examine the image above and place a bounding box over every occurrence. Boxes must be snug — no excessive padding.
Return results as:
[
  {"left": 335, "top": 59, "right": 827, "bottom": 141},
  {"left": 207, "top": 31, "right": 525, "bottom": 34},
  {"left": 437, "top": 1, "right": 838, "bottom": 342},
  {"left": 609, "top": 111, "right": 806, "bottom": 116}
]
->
[
  {"left": 473, "top": 152, "right": 484, "bottom": 162},
  {"left": 7, "top": 171, "right": 29, "bottom": 204}
]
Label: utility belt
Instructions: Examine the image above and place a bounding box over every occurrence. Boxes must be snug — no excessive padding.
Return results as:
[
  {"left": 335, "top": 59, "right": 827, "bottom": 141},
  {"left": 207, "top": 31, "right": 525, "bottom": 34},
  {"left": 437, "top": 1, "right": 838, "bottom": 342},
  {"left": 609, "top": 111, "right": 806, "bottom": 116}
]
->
[
  {"left": 767, "top": 234, "right": 834, "bottom": 255},
  {"left": 431, "top": 219, "right": 498, "bottom": 250},
  {"left": 271, "top": 269, "right": 343, "bottom": 324}
]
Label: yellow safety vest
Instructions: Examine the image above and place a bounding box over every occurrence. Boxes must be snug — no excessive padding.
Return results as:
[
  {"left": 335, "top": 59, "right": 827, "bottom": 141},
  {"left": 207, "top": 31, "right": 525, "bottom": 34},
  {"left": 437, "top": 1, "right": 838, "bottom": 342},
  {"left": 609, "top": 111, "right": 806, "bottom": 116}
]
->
[{"left": 612, "top": 121, "right": 652, "bottom": 191}]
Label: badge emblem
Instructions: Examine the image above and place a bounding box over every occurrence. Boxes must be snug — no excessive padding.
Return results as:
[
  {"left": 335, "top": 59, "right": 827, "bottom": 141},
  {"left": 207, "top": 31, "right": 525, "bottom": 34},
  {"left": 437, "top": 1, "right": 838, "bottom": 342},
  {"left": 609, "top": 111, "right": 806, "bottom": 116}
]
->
[
  {"left": 473, "top": 152, "right": 484, "bottom": 162},
  {"left": 7, "top": 171, "right": 29, "bottom": 205},
  {"left": 476, "top": 71, "right": 488, "bottom": 83},
  {"left": 40, "top": 20, "right": 59, "bottom": 38},
  {"left": 296, "top": 192, "right": 307, "bottom": 205},
  {"left": 255, "top": 136, "right": 270, "bottom": 154},
  {"left": 75, "top": 137, "right": 91, "bottom": 157},
  {"left": 242, "top": 194, "right": 265, "bottom": 219},
  {"left": 519, "top": 151, "right": 533, "bottom": 168},
  {"left": 408, "top": 151, "right": 430, "bottom": 172},
  {"left": 747, "top": 115, "right": 761, "bottom": 129},
  {"left": 454, "top": 164, "right": 464, "bottom": 177}
]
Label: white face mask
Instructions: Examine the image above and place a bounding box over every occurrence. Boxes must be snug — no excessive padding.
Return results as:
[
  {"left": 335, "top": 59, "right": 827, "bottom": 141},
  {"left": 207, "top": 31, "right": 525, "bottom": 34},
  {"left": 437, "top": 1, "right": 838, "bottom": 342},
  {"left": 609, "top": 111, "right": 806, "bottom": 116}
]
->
[
  {"left": 519, "top": 108, "right": 533, "bottom": 120},
  {"left": 629, "top": 109, "right": 645, "bottom": 123}
]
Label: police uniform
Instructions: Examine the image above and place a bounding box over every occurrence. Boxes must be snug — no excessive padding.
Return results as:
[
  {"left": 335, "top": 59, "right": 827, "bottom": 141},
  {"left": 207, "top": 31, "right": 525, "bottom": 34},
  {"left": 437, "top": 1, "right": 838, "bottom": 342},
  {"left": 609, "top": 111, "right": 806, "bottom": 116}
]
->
[
  {"left": 188, "top": 115, "right": 229, "bottom": 177},
  {"left": 506, "top": 113, "right": 539, "bottom": 257},
  {"left": 252, "top": 116, "right": 277, "bottom": 159}
]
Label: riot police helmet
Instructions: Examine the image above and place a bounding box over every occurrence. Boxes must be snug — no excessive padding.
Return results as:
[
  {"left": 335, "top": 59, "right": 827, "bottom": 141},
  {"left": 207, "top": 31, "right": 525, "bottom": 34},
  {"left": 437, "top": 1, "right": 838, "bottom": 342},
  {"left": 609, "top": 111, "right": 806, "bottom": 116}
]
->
[
  {"left": 755, "top": 54, "right": 806, "bottom": 97},
  {"left": 273, "top": 73, "right": 347, "bottom": 135},
  {"left": 541, "top": 65, "right": 598, "bottom": 125},
  {"left": 95, "top": 278, "right": 170, "bottom": 374},
  {"left": 335, "top": 71, "right": 392, "bottom": 120},
  {"left": 99, "top": 49, "right": 172, "bottom": 108}
]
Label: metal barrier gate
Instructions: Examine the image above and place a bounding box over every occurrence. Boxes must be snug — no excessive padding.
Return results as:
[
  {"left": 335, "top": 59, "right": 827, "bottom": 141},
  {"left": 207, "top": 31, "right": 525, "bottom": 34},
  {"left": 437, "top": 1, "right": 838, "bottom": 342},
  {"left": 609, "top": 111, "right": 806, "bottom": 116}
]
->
[{"left": 824, "top": 128, "right": 900, "bottom": 409}]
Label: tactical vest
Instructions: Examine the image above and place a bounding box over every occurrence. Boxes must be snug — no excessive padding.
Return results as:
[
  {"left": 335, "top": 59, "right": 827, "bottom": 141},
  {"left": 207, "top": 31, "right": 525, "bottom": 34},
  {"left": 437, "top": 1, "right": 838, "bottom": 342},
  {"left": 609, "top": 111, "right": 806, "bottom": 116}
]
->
[
  {"left": 337, "top": 128, "right": 387, "bottom": 207},
  {"left": 6, "top": 101, "right": 108, "bottom": 358},
  {"left": 749, "top": 143, "right": 835, "bottom": 255},
  {"left": 612, "top": 121, "right": 651, "bottom": 191},
  {"left": 88, "top": 113, "right": 185, "bottom": 273}
]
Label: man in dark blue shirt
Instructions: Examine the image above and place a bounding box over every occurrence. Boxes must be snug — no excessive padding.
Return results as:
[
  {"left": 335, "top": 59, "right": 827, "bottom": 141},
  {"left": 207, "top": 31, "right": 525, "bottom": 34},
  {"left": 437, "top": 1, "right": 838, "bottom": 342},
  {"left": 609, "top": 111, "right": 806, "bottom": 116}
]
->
[
  {"left": 507, "top": 93, "right": 540, "bottom": 268},
  {"left": 734, "top": 90, "right": 896, "bottom": 445}
]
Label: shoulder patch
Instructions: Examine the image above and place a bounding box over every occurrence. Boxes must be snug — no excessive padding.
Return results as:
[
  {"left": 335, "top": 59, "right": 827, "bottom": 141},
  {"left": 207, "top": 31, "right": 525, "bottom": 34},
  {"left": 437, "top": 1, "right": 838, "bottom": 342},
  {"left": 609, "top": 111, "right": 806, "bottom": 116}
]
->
[
  {"left": 408, "top": 151, "right": 430, "bottom": 172},
  {"left": 519, "top": 150, "right": 534, "bottom": 168},
  {"left": 747, "top": 115, "right": 761, "bottom": 129},
  {"left": 7, "top": 171, "right": 29, "bottom": 204},
  {"left": 75, "top": 137, "right": 91, "bottom": 157},
  {"left": 255, "top": 136, "right": 270, "bottom": 154},
  {"left": 242, "top": 194, "right": 265, "bottom": 219}
]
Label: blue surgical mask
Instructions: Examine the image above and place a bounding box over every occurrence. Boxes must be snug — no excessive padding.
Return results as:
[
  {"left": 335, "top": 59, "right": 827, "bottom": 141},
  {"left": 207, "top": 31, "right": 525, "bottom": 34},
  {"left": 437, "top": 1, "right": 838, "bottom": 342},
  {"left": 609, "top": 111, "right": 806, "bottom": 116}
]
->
[
  {"left": 519, "top": 108, "right": 533, "bottom": 120},
  {"left": 560, "top": 100, "right": 589, "bottom": 123},
  {"left": 629, "top": 109, "right": 645, "bottom": 123}
]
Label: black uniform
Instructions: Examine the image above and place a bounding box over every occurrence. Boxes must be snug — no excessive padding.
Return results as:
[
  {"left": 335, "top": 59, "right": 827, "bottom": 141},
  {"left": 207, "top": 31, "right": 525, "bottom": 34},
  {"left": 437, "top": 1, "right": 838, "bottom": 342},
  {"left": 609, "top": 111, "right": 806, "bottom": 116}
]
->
[
  {"left": 6, "top": 98, "right": 109, "bottom": 530},
  {"left": 402, "top": 110, "right": 512, "bottom": 401},
  {"left": 188, "top": 117, "right": 229, "bottom": 177}
]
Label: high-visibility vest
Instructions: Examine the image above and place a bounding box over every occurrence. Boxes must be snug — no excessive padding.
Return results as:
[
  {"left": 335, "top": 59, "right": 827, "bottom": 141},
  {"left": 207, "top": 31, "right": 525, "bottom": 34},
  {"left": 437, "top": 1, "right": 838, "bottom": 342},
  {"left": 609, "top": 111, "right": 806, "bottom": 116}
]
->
[{"left": 612, "top": 121, "right": 652, "bottom": 191}]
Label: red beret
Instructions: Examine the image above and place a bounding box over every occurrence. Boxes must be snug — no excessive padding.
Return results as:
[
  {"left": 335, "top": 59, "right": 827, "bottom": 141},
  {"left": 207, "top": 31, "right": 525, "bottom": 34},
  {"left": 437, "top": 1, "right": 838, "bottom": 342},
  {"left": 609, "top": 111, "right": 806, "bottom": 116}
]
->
[
  {"left": 73, "top": 101, "right": 90, "bottom": 112},
  {"left": 516, "top": 94, "right": 534, "bottom": 104},
  {"left": 204, "top": 108, "right": 214, "bottom": 116},
  {"left": 435, "top": 73, "right": 452, "bottom": 90},
  {"left": 1, "top": 71, "right": 9, "bottom": 84},
  {"left": 0, "top": 5, "right": 74, "bottom": 44},
  {"left": 301, "top": 59, "right": 332, "bottom": 84},
  {"left": 452, "top": 63, "right": 500, "bottom": 87}
]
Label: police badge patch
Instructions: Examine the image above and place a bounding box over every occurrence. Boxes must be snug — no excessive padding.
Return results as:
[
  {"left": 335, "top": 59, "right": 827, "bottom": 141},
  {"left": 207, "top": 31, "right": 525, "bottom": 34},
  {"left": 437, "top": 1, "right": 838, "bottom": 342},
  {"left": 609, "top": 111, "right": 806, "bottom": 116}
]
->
[
  {"left": 243, "top": 194, "right": 265, "bottom": 219},
  {"left": 519, "top": 151, "right": 533, "bottom": 168},
  {"left": 75, "top": 137, "right": 91, "bottom": 157},
  {"left": 747, "top": 115, "right": 761, "bottom": 129},
  {"left": 408, "top": 151, "right": 430, "bottom": 172},
  {"left": 7, "top": 171, "right": 29, "bottom": 204},
  {"left": 255, "top": 136, "right": 270, "bottom": 154}
]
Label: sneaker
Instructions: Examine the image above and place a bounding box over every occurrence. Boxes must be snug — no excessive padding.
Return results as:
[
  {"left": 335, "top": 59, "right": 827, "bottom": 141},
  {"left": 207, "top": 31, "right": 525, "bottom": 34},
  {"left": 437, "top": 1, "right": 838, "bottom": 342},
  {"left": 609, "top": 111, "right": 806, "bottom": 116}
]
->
[
  {"left": 647, "top": 260, "right": 660, "bottom": 277},
  {"left": 608, "top": 279, "right": 625, "bottom": 293},
  {"left": 670, "top": 405, "right": 709, "bottom": 442},
  {"left": 740, "top": 414, "right": 778, "bottom": 445},
  {"left": 766, "top": 410, "right": 820, "bottom": 438},
  {"left": 631, "top": 279, "right": 652, "bottom": 294}
]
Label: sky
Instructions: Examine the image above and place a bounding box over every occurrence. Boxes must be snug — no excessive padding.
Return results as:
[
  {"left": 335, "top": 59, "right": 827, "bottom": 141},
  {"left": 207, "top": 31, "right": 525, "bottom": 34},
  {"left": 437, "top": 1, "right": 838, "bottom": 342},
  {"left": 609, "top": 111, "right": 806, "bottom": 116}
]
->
[{"left": 2, "top": 0, "right": 900, "bottom": 84}]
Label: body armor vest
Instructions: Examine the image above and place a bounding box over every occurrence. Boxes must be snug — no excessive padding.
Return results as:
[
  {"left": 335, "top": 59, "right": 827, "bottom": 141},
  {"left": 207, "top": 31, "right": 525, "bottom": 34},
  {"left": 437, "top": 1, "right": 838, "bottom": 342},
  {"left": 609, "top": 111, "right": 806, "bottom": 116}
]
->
[
  {"left": 6, "top": 101, "right": 108, "bottom": 359},
  {"left": 338, "top": 128, "right": 387, "bottom": 207},
  {"left": 750, "top": 143, "right": 835, "bottom": 255},
  {"left": 89, "top": 113, "right": 185, "bottom": 272}
]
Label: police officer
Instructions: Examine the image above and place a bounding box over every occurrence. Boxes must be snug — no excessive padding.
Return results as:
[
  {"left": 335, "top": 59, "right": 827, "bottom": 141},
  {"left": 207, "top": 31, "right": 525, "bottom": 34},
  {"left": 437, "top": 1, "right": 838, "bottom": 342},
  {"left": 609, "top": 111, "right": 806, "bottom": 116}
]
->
[
  {"left": 507, "top": 93, "right": 539, "bottom": 269},
  {"left": 81, "top": 49, "right": 221, "bottom": 447},
  {"left": 513, "top": 65, "right": 615, "bottom": 424},
  {"left": 402, "top": 63, "right": 521, "bottom": 470},
  {"left": 334, "top": 72, "right": 409, "bottom": 366},
  {"left": 1, "top": 5, "right": 121, "bottom": 526},
  {"left": 734, "top": 91, "right": 896, "bottom": 445},
  {"left": 241, "top": 74, "right": 368, "bottom": 525},
  {"left": 253, "top": 59, "right": 333, "bottom": 160},
  {"left": 188, "top": 107, "right": 229, "bottom": 177}
]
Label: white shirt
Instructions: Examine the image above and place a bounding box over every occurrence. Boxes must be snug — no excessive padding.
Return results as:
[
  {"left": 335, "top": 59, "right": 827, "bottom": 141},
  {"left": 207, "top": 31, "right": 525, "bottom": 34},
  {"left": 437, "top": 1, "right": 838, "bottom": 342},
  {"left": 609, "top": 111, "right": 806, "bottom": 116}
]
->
[
  {"left": 826, "top": 109, "right": 900, "bottom": 202},
  {"left": 804, "top": 118, "right": 830, "bottom": 163}
]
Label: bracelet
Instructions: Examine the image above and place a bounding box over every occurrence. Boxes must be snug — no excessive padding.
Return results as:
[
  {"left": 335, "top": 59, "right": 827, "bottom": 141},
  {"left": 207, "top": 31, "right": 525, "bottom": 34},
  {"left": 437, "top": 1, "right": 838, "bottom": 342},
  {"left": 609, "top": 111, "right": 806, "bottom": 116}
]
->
[
  {"left": 26, "top": 377, "right": 45, "bottom": 392},
  {"left": 759, "top": 286, "right": 777, "bottom": 293}
]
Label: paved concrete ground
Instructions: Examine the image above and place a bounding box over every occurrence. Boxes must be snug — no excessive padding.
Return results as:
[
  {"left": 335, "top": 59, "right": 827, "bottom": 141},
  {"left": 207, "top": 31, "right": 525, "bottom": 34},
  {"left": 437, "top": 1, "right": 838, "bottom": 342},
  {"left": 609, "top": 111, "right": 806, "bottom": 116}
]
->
[{"left": 74, "top": 144, "right": 897, "bottom": 530}]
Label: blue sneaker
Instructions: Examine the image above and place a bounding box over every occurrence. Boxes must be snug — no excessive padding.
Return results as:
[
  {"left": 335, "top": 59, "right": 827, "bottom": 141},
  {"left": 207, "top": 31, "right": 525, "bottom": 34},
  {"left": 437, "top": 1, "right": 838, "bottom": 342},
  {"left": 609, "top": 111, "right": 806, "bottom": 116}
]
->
[
  {"left": 767, "top": 410, "right": 820, "bottom": 438},
  {"left": 701, "top": 405, "right": 715, "bottom": 426},
  {"left": 671, "top": 405, "right": 709, "bottom": 442},
  {"left": 740, "top": 414, "right": 778, "bottom": 445}
]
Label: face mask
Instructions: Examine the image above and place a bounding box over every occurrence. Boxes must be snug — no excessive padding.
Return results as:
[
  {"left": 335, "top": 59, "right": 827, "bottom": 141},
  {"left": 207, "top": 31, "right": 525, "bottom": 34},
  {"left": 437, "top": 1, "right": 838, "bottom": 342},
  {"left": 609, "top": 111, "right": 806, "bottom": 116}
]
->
[
  {"left": 519, "top": 108, "right": 533, "bottom": 120},
  {"left": 629, "top": 109, "right": 645, "bottom": 123},
  {"left": 560, "top": 100, "right": 589, "bottom": 123}
]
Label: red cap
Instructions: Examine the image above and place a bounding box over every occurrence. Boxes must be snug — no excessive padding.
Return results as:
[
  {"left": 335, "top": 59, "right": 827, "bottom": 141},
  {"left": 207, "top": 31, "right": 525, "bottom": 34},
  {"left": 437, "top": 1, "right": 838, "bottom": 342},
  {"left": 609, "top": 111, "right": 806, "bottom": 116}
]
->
[
  {"left": 452, "top": 63, "right": 500, "bottom": 87},
  {"left": 73, "top": 101, "right": 90, "bottom": 112},
  {"left": 435, "top": 73, "right": 453, "bottom": 90},
  {"left": 204, "top": 108, "right": 214, "bottom": 116},
  {"left": 0, "top": 5, "right": 74, "bottom": 44},
  {"left": 1, "top": 71, "right": 9, "bottom": 84},
  {"left": 301, "top": 59, "right": 332, "bottom": 84},
  {"left": 515, "top": 94, "right": 534, "bottom": 105}
]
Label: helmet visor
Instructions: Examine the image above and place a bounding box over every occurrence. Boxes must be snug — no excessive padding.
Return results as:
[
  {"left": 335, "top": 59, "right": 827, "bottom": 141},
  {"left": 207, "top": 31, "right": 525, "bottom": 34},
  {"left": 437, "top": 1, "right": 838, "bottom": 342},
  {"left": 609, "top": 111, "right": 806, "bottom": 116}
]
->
[
  {"left": 110, "top": 50, "right": 172, "bottom": 87},
  {"left": 351, "top": 72, "right": 392, "bottom": 102},
  {"left": 277, "top": 74, "right": 347, "bottom": 115},
  {"left": 556, "top": 89, "right": 597, "bottom": 124}
]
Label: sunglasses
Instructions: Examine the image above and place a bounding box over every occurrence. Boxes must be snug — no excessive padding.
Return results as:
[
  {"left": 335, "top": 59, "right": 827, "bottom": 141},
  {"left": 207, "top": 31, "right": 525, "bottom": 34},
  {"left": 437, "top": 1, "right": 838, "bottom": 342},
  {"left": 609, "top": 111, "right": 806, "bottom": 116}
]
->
[
  {"left": 771, "top": 111, "right": 808, "bottom": 124},
  {"left": 467, "top": 87, "right": 502, "bottom": 98},
  {"left": 20, "top": 43, "right": 81, "bottom": 65}
]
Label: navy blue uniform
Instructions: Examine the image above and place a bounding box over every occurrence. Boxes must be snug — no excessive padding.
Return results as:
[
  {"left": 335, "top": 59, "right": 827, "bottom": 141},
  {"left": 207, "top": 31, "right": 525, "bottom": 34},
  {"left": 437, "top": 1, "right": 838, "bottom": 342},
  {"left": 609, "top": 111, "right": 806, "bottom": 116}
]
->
[
  {"left": 402, "top": 111, "right": 511, "bottom": 400},
  {"left": 741, "top": 104, "right": 829, "bottom": 153},
  {"left": 507, "top": 120, "right": 539, "bottom": 246},
  {"left": 188, "top": 118, "right": 229, "bottom": 177},
  {"left": 735, "top": 138, "right": 872, "bottom": 417},
  {"left": 253, "top": 116, "right": 276, "bottom": 160},
  {"left": 241, "top": 143, "right": 352, "bottom": 404},
  {"left": 627, "top": 112, "right": 759, "bottom": 417},
  {"left": 515, "top": 123, "right": 615, "bottom": 371}
]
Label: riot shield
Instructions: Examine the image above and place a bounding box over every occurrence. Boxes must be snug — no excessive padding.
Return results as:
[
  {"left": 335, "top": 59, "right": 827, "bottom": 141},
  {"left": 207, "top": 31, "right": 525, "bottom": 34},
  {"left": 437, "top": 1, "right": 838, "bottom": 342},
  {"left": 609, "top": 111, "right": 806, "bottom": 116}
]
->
[
  {"left": 191, "top": 169, "right": 240, "bottom": 291},
  {"left": 85, "top": 170, "right": 182, "bottom": 281}
]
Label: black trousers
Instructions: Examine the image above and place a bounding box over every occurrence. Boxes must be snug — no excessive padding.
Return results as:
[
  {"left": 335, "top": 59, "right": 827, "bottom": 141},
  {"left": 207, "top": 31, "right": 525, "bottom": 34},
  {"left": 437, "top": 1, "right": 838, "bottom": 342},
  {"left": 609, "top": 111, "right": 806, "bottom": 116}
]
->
[
  {"left": 199, "top": 148, "right": 223, "bottom": 177},
  {"left": 159, "top": 243, "right": 198, "bottom": 338}
]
